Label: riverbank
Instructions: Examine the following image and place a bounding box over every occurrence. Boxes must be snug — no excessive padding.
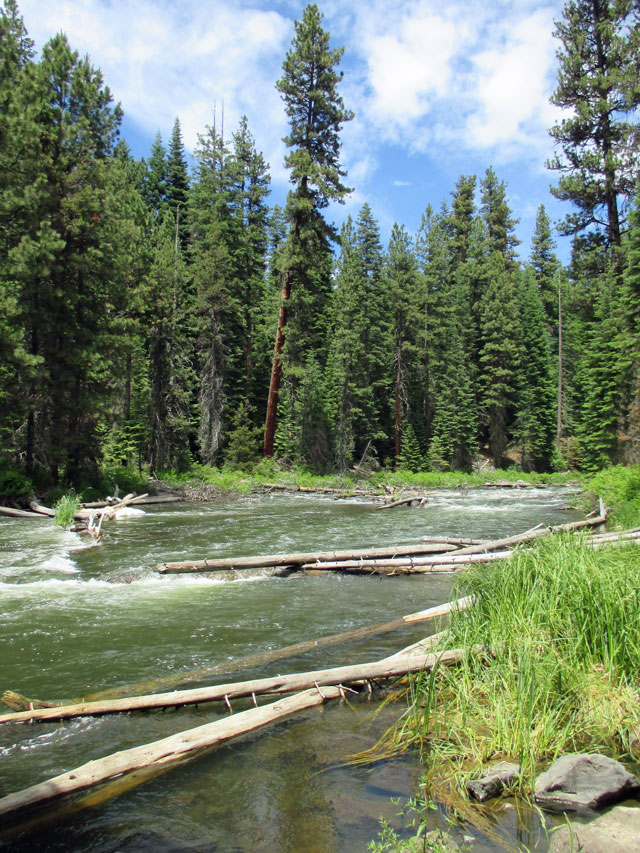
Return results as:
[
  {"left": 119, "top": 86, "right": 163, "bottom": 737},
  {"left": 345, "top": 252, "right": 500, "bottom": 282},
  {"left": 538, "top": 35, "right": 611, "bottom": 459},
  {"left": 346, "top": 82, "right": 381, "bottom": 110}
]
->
[{"left": 369, "top": 465, "right": 640, "bottom": 849}]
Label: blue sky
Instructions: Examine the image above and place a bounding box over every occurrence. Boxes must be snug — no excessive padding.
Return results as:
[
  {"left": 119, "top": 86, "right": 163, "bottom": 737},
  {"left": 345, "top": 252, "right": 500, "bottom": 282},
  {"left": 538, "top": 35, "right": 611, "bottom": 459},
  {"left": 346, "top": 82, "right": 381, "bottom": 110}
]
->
[{"left": 18, "top": 0, "right": 571, "bottom": 261}]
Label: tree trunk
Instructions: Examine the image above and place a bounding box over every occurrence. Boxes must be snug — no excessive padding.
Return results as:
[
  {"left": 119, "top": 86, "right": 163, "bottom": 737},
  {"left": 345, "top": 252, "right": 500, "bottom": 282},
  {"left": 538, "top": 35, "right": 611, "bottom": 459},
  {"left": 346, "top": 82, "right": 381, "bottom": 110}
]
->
[
  {"left": 394, "top": 350, "right": 402, "bottom": 466},
  {"left": 263, "top": 268, "right": 292, "bottom": 457}
]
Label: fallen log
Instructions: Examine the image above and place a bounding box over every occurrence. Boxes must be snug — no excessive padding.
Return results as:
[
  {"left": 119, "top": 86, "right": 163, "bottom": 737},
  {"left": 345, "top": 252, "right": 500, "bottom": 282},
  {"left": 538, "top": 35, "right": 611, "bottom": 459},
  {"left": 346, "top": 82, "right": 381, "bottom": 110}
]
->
[
  {"left": 75, "top": 493, "right": 147, "bottom": 521},
  {"left": 2, "top": 596, "right": 474, "bottom": 706},
  {"left": 81, "top": 495, "right": 173, "bottom": 509},
  {"left": 300, "top": 550, "right": 513, "bottom": 573},
  {"left": 29, "top": 501, "right": 55, "bottom": 517},
  {"left": 0, "top": 506, "right": 48, "bottom": 519},
  {"left": 1, "top": 691, "right": 55, "bottom": 712},
  {"left": 552, "top": 515, "right": 607, "bottom": 532},
  {"left": 0, "top": 647, "right": 467, "bottom": 725},
  {"left": 261, "top": 482, "right": 375, "bottom": 495},
  {"left": 420, "top": 536, "right": 487, "bottom": 546},
  {"left": 0, "top": 646, "right": 475, "bottom": 821},
  {"left": 0, "top": 687, "right": 341, "bottom": 822},
  {"left": 157, "top": 541, "right": 458, "bottom": 574},
  {"left": 376, "top": 496, "right": 429, "bottom": 510}
]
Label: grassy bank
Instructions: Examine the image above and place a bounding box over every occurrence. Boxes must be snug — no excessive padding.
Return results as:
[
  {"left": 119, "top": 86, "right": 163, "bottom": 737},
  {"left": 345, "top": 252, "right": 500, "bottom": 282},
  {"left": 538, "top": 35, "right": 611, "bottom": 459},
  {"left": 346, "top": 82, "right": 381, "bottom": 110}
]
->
[
  {"left": 156, "top": 460, "right": 579, "bottom": 496},
  {"left": 377, "top": 465, "right": 640, "bottom": 824}
]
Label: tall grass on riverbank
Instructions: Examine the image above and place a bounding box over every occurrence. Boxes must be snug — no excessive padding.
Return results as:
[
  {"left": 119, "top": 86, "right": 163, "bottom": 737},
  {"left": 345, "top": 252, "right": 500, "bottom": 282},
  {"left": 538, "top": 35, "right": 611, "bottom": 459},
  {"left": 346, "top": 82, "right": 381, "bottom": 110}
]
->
[{"left": 390, "top": 536, "right": 640, "bottom": 799}]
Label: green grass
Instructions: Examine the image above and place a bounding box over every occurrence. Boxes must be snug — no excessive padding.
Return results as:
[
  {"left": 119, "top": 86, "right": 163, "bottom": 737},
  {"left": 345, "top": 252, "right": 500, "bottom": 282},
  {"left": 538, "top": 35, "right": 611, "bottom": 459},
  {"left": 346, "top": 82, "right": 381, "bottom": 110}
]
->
[
  {"left": 155, "top": 460, "right": 580, "bottom": 497},
  {"left": 387, "top": 535, "right": 640, "bottom": 804},
  {"left": 584, "top": 465, "right": 640, "bottom": 528},
  {"left": 53, "top": 493, "right": 81, "bottom": 527}
]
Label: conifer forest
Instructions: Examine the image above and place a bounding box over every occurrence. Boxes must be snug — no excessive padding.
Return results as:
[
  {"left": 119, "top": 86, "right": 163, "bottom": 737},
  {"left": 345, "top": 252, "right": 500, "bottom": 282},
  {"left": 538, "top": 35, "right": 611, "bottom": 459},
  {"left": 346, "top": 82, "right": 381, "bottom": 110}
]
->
[{"left": 1, "top": 0, "right": 640, "bottom": 496}]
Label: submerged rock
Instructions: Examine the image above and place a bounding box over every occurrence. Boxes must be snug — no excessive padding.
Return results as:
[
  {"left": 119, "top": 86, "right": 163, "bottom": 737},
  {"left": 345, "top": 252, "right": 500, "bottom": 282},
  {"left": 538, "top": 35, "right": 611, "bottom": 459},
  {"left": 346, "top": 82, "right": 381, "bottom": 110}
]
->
[
  {"left": 466, "top": 761, "right": 521, "bottom": 802},
  {"left": 549, "top": 805, "right": 640, "bottom": 852},
  {"left": 534, "top": 754, "right": 640, "bottom": 812}
]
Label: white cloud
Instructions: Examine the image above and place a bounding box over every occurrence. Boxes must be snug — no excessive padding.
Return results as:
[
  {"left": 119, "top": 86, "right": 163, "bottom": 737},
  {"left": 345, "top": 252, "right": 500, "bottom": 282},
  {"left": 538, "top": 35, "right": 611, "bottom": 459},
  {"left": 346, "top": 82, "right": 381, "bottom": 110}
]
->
[
  {"left": 349, "top": 0, "right": 563, "bottom": 163},
  {"left": 19, "top": 0, "right": 291, "bottom": 156},
  {"left": 466, "top": 9, "right": 560, "bottom": 151}
]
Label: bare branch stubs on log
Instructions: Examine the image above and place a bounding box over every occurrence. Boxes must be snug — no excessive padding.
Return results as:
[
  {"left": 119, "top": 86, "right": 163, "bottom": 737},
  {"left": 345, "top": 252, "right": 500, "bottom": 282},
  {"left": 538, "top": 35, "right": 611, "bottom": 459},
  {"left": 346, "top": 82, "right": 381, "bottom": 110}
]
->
[
  {"left": 0, "top": 647, "right": 473, "bottom": 822},
  {"left": 0, "top": 647, "right": 467, "bottom": 726}
]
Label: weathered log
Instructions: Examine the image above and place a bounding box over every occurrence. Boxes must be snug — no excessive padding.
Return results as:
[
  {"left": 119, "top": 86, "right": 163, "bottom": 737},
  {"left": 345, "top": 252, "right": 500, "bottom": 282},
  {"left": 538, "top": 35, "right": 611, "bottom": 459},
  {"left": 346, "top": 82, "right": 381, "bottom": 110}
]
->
[
  {"left": 0, "top": 647, "right": 467, "bottom": 725},
  {"left": 0, "top": 506, "right": 47, "bottom": 519},
  {"left": 0, "top": 687, "right": 341, "bottom": 822},
  {"left": 300, "top": 550, "right": 513, "bottom": 573},
  {"left": 0, "top": 643, "right": 476, "bottom": 821},
  {"left": 420, "top": 536, "right": 487, "bottom": 546},
  {"left": 1, "top": 691, "right": 55, "bottom": 712},
  {"left": 28, "top": 501, "right": 55, "bottom": 517},
  {"left": 552, "top": 515, "right": 607, "bottom": 532},
  {"left": 261, "top": 482, "right": 375, "bottom": 495},
  {"left": 75, "top": 493, "right": 146, "bottom": 521},
  {"left": 157, "top": 541, "right": 458, "bottom": 574},
  {"left": 3, "top": 596, "right": 474, "bottom": 706},
  {"left": 376, "top": 496, "right": 429, "bottom": 510}
]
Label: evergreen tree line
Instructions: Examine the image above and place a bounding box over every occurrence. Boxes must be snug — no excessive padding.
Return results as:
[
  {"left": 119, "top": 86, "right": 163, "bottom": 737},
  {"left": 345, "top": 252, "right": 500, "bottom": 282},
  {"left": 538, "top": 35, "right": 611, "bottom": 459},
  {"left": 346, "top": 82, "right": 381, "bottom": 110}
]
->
[{"left": 1, "top": 0, "right": 639, "bottom": 495}]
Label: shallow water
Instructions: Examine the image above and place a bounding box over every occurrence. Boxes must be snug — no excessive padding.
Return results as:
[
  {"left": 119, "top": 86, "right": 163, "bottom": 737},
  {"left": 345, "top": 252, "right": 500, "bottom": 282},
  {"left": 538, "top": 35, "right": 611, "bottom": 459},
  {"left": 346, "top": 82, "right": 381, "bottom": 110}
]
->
[{"left": 0, "top": 487, "right": 581, "bottom": 851}]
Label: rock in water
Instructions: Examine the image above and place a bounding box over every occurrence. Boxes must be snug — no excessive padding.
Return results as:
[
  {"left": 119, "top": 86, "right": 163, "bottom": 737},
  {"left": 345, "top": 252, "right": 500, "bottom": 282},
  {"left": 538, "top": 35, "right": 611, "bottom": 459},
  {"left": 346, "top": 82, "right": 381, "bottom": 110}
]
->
[
  {"left": 549, "top": 805, "right": 640, "bottom": 852},
  {"left": 535, "top": 754, "right": 640, "bottom": 812},
  {"left": 466, "top": 761, "right": 521, "bottom": 802}
]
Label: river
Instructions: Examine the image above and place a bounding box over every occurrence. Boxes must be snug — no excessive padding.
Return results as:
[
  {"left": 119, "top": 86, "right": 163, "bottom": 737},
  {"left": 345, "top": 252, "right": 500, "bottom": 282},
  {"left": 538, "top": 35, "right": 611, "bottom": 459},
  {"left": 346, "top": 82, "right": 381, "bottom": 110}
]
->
[{"left": 0, "top": 486, "right": 581, "bottom": 851}]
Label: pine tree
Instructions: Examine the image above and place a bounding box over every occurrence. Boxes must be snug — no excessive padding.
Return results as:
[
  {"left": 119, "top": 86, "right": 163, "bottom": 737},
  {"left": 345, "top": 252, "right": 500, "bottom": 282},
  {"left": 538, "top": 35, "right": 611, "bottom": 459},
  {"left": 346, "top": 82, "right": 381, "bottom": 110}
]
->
[
  {"left": 190, "top": 118, "right": 271, "bottom": 464},
  {"left": 478, "top": 252, "right": 521, "bottom": 467},
  {"left": 547, "top": 0, "right": 640, "bottom": 249},
  {"left": 385, "top": 224, "right": 421, "bottom": 468},
  {"left": 166, "top": 117, "right": 190, "bottom": 250},
  {"left": 328, "top": 204, "right": 389, "bottom": 469},
  {"left": 263, "top": 3, "right": 353, "bottom": 457},
  {"left": 143, "top": 131, "right": 168, "bottom": 216},
  {"left": 418, "top": 200, "right": 476, "bottom": 471},
  {"left": 530, "top": 204, "right": 561, "bottom": 327},
  {"left": 146, "top": 209, "right": 194, "bottom": 472},
  {"left": 621, "top": 183, "right": 640, "bottom": 462},
  {"left": 480, "top": 167, "right": 520, "bottom": 268},
  {"left": 577, "top": 269, "right": 626, "bottom": 469},
  {"left": 515, "top": 269, "right": 556, "bottom": 471},
  {"left": 7, "top": 32, "right": 125, "bottom": 483}
]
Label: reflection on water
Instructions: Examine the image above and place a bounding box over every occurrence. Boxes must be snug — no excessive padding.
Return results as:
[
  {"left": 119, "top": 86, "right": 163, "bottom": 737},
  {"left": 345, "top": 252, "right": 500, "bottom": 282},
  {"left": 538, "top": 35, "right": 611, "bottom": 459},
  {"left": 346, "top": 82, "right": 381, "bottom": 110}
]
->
[{"left": 0, "top": 488, "right": 581, "bottom": 851}]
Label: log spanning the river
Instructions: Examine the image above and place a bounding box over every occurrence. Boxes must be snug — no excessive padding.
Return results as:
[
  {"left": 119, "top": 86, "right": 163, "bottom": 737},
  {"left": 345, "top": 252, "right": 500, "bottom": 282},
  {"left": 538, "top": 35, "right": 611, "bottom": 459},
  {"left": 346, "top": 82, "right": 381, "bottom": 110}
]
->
[
  {"left": 0, "top": 647, "right": 466, "bottom": 725},
  {"left": 157, "top": 542, "right": 458, "bottom": 574},
  {"left": 2, "top": 596, "right": 474, "bottom": 707},
  {"left": 0, "top": 647, "right": 472, "bottom": 821},
  {"left": 301, "top": 550, "right": 513, "bottom": 574},
  {"left": 156, "top": 516, "right": 608, "bottom": 576}
]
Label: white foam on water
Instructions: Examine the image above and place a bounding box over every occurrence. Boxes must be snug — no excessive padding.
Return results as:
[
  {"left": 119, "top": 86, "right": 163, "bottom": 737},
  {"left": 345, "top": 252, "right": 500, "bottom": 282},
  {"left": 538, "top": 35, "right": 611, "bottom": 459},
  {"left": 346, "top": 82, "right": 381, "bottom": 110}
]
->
[{"left": 39, "top": 554, "right": 79, "bottom": 574}]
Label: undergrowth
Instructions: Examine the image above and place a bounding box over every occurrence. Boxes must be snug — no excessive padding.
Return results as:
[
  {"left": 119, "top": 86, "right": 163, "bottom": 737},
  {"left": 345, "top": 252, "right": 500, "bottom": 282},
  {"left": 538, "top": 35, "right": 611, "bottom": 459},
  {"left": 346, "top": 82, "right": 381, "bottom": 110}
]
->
[{"left": 383, "top": 536, "right": 640, "bottom": 805}]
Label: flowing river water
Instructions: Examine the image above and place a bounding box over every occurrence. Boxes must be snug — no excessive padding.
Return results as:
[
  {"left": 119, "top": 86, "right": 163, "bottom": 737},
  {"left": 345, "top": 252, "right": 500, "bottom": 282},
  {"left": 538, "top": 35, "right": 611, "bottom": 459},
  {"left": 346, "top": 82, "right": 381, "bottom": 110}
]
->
[{"left": 0, "top": 486, "right": 582, "bottom": 852}]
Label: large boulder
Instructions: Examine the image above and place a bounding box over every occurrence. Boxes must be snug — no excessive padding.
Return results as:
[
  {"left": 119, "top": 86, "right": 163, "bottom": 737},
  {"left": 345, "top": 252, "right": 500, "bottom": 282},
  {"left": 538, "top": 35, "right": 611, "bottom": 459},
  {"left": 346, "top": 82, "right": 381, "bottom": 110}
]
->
[
  {"left": 535, "top": 754, "right": 640, "bottom": 812},
  {"left": 549, "top": 805, "right": 640, "bottom": 852}
]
